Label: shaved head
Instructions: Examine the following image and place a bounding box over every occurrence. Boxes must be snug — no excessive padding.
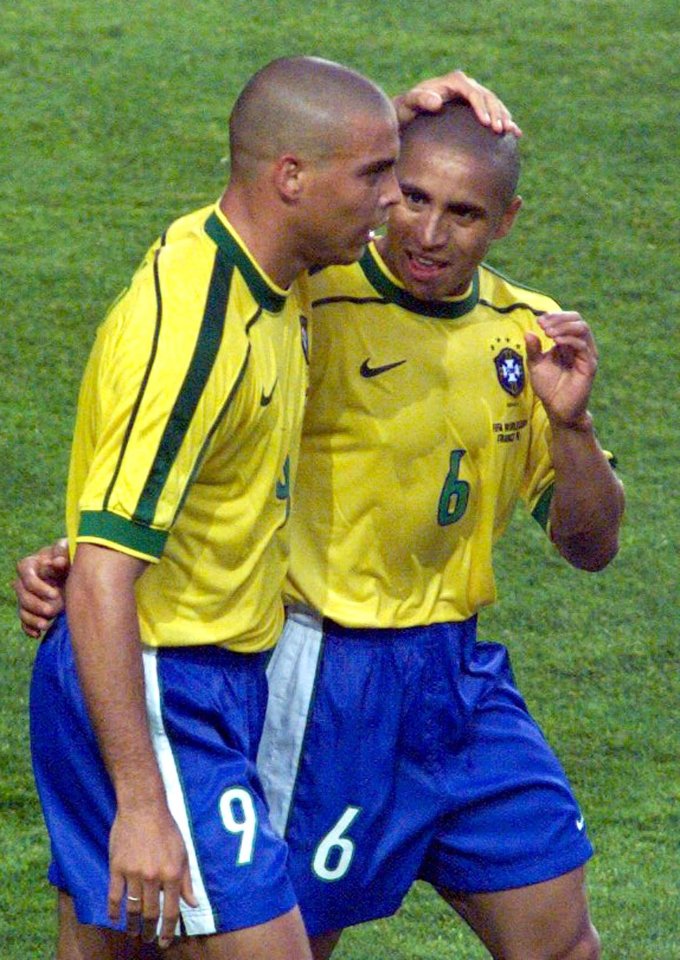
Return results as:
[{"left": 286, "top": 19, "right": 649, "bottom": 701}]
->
[
  {"left": 229, "top": 56, "right": 396, "bottom": 178},
  {"left": 401, "top": 101, "right": 520, "bottom": 206}
]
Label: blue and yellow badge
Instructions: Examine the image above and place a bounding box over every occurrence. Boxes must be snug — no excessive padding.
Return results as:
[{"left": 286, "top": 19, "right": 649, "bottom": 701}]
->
[{"left": 494, "top": 347, "right": 525, "bottom": 397}]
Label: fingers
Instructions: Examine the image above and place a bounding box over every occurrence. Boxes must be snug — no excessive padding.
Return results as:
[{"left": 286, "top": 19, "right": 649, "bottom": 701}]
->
[
  {"left": 13, "top": 577, "right": 58, "bottom": 636},
  {"left": 395, "top": 69, "right": 522, "bottom": 136},
  {"left": 180, "top": 865, "right": 198, "bottom": 909},
  {"left": 108, "top": 868, "right": 125, "bottom": 922},
  {"left": 156, "top": 866, "right": 197, "bottom": 948},
  {"left": 138, "top": 882, "right": 161, "bottom": 945},
  {"left": 109, "top": 868, "right": 194, "bottom": 948},
  {"left": 51, "top": 536, "right": 70, "bottom": 559},
  {"left": 109, "top": 878, "right": 177, "bottom": 948},
  {"left": 13, "top": 570, "right": 65, "bottom": 639},
  {"left": 13, "top": 543, "right": 69, "bottom": 637},
  {"left": 157, "top": 882, "right": 180, "bottom": 950},
  {"left": 15, "top": 558, "right": 63, "bottom": 603},
  {"left": 443, "top": 70, "right": 521, "bottom": 135},
  {"left": 524, "top": 330, "right": 543, "bottom": 361},
  {"left": 538, "top": 312, "right": 598, "bottom": 363}
]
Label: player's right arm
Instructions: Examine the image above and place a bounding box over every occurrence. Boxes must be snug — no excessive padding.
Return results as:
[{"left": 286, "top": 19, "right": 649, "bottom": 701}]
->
[
  {"left": 66, "top": 543, "right": 196, "bottom": 947},
  {"left": 13, "top": 539, "right": 69, "bottom": 638}
]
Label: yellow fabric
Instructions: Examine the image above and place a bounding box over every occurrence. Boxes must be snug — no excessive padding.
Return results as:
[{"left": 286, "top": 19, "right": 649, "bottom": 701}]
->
[
  {"left": 286, "top": 243, "right": 556, "bottom": 627},
  {"left": 68, "top": 203, "right": 311, "bottom": 651}
]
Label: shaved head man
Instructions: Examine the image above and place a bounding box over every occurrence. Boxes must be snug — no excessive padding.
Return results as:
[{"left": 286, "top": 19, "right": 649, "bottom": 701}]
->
[
  {"left": 224, "top": 57, "right": 402, "bottom": 281},
  {"left": 27, "top": 55, "right": 402, "bottom": 960}
]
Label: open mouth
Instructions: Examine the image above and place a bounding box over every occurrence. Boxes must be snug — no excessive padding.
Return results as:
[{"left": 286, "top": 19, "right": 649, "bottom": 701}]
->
[{"left": 406, "top": 251, "right": 447, "bottom": 280}]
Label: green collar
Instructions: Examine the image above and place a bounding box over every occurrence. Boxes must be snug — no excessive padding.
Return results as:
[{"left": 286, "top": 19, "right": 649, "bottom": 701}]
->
[
  {"left": 204, "top": 211, "right": 287, "bottom": 313},
  {"left": 359, "top": 245, "right": 479, "bottom": 319}
]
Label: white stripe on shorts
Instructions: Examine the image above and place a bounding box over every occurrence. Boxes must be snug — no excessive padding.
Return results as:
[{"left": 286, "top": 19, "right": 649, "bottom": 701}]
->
[
  {"left": 257, "top": 607, "right": 323, "bottom": 836},
  {"left": 142, "top": 647, "right": 217, "bottom": 936}
]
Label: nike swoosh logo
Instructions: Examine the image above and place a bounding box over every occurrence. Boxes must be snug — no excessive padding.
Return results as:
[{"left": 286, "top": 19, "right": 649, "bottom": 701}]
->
[
  {"left": 360, "top": 358, "right": 407, "bottom": 378},
  {"left": 260, "top": 379, "right": 277, "bottom": 406},
  {"left": 575, "top": 815, "right": 585, "bottom": 832}
]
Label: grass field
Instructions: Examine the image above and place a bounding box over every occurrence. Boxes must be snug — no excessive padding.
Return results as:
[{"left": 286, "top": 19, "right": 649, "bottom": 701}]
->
[{"left": 1, "top": 0, "right": 678, "bottom": 956}]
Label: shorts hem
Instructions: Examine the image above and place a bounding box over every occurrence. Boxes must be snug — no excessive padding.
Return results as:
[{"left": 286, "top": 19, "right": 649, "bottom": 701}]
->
[
  {"left": 304, "top": 899, "right": 403, "bottom": 938},
  {"left": 420, "top": 842, "right": 594, "bottom": 895},
  {"left": 66, "top": 888, "right": 299, "bottom": 937}
]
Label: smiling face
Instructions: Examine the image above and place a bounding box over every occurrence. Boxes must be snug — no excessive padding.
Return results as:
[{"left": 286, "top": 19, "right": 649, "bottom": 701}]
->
[{"left": 377, "top": 115, "right": 521, "bottom": 301}]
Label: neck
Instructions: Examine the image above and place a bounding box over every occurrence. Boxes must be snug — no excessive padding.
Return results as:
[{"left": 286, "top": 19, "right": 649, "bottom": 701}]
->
[{"left": 219, "top": 186, "right": 304, "bottom": 289}]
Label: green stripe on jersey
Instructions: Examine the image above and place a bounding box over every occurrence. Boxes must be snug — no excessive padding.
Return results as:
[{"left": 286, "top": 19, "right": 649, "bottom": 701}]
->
[
  {"left": 170, "top": 344, "right": 251, "bottom": 526},
  {"left": 104, "top": 248, "right": 164, "bottom": 512},
  {"left": 360, "top": 248, "right": 479, "bottom": 319},
  {"left": 205, "top": 212, "right": 286, "bottom": 313},
  {"left": 532, "top": 483, "right": 554, "bottom": 531},
  {"left": 79, "top": 510, "right": 168, "bottom": 558},
  {"left": 134, "top": 252, "right": 233, "bottom": 525}
]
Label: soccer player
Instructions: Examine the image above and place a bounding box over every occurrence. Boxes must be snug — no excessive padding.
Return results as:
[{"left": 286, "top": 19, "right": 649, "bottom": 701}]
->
[
  {"left": 257, "top": 103, "right": 624, "bottom": 960},
  {"left": 16, "top": 102, "right": 615, "bottom": 960},
  {"left": 24, "top": 55, "right": 404, "bottom": 960}
]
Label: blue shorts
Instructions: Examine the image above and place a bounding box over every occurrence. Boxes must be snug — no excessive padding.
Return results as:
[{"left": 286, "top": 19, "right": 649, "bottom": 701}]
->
[
  {"left": 257, "top": 609, "right": 593, "bottom": 936},
  {"left": 30, "top": 613, "right": 297, "bottom": 936}
]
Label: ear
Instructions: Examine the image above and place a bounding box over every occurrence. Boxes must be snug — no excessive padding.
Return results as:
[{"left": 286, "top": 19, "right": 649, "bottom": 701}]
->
[
  {"left": 494, "top": 195, "right": 522, "bottom": 240},
  {"left": 273, "top": 154, "right": 304, "bottom": 202}
]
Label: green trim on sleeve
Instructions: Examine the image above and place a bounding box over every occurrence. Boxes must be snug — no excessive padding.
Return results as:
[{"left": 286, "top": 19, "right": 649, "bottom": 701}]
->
[
  {"left": 78, "top": 510, "right": 167, "bottom": 558},
  {"left": 531, "top": 483, "right": 554, "bottom": 531}
]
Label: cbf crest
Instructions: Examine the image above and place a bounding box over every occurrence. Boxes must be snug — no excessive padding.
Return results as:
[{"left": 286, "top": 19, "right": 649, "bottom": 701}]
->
[{"left": 493, "top": 346, "right": 525, "bottom": 397}]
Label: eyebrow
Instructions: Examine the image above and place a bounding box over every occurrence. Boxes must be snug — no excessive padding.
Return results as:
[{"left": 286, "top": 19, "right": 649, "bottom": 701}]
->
[
  {"left": 400, "top": 181, "right": 486, "bottom": 217},
  {"left": 359, "top": 157, "right": 396, "bottom": 176}
]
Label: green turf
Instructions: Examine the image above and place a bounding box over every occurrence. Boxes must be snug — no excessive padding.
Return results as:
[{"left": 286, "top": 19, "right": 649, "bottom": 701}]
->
[{"left": 1, "top": 0, "right": 678, "bottom": 956}]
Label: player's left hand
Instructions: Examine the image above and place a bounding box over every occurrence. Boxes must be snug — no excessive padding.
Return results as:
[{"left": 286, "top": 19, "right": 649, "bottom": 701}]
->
[
  {"left": 394, "top": 69, "right": 522, "bottom": 136},
  {"left": 525, "top": 312, "right": 598, "bottom": 428}
]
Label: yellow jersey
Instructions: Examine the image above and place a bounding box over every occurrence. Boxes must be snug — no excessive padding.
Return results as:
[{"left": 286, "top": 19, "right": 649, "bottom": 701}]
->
[
  {"left": 68, "top": 203, "right": 311, "bottom": 651},
  {"left": 286, "top": 242, "right": 557, "bottom": 627}
]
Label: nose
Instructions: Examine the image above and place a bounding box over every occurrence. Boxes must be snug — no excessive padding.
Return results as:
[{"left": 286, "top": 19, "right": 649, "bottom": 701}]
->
[
  {"left": 380, "top": 168, "right": 402, "bottom": 210},
  {"left": 419, "top": 212, "right": 447, "bottom": 249}
]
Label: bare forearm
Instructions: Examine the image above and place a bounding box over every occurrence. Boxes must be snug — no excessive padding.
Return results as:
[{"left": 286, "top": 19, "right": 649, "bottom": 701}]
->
[
  {"left": 548, "top": 415, "right": 625, "bottom": 571},
  {"left": 66, "top": 543, "right": 194, "bottom": 932},
  {"left": 66, "top": 545, "right": 165, "bottom": 808}
]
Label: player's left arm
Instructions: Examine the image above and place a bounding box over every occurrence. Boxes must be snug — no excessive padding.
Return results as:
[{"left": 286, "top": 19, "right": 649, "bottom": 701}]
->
[
  {"left": 394, "top": 69, "right": 522, "bottom": 135},
  {"left": 526, "top": 312, "right": 625, "bottom": 571}
]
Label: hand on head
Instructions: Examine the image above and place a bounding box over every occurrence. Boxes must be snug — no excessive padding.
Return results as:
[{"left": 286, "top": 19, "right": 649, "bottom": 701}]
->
[{"left": 395, "top": 69, "right": 522, "bottom": 136}]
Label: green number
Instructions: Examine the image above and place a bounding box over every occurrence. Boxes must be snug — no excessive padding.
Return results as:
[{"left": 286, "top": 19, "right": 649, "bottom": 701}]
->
[
  {"left": 276, "top": 455, "right": 291, "bottom": 520},
  {"left": 438, "top": 449, "right": 469, "bottom": 526}
]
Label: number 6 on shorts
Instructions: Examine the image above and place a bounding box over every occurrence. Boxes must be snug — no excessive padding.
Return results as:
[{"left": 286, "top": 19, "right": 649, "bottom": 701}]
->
[{"left": 312, "top": 806, "right": 361, "bottom": 881}]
